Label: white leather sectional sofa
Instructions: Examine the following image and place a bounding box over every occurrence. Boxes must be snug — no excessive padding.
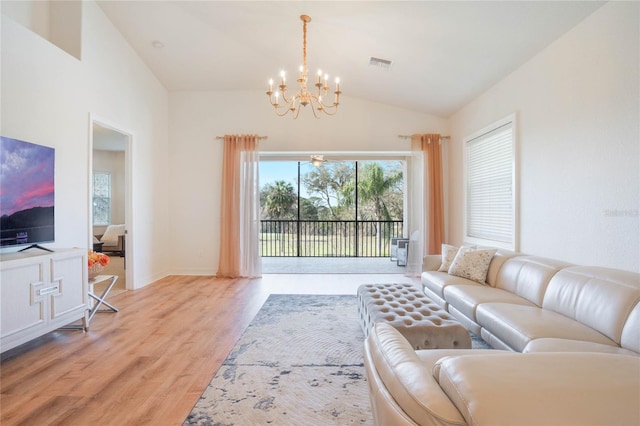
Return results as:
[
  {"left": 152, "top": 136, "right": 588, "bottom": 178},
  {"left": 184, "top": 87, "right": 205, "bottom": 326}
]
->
[
  {"left": 422, "top": 251, "right": 639, "bottom": 354},
  {"left": 363, "top": 249, "right": 640, "bottom": 425}
]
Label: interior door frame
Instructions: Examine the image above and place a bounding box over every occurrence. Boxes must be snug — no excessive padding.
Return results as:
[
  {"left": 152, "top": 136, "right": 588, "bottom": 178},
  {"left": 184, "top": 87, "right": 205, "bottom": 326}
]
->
[{"left": 88, "top": 114, "right": 134, "bottom": 290}]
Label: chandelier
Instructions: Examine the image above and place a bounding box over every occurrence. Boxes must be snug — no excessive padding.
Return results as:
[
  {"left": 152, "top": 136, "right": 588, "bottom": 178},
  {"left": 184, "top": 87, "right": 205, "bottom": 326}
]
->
[{"left": 266, "top": 15, "right": 341, "bottom": 119}]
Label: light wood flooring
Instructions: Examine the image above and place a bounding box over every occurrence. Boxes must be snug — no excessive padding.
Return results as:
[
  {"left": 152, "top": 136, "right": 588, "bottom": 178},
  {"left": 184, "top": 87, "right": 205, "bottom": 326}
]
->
[
  {"left": 93, "top": 256, "right": 127, "bottom": 297},
  {"left": 0, "top": 273, "right": 418, "bottom": 425}
]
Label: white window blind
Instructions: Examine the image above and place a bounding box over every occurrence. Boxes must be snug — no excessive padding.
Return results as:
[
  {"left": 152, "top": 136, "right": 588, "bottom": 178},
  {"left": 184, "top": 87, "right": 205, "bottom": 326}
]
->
[{"left": 465, "top": 120, "right": 515, "bottom": 248}]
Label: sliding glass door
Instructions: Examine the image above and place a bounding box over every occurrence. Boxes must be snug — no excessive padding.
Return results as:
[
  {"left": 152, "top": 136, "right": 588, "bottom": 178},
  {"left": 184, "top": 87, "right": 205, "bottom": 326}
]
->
[{"left": 259, "top": 159, "right": 404, "bottom": 257}]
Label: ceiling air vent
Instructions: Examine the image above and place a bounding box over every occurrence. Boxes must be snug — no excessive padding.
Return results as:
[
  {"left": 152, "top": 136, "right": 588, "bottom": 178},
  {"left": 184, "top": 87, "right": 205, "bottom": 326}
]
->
[{"left": 369, "top": 56, "right": 393, "bottom": 70}]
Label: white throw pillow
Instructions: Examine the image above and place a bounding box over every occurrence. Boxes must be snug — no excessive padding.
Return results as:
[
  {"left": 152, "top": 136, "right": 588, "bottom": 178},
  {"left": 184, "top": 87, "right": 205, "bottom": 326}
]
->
[
  {"left": 100, "top": 224, "right": 126, "bottom": 244},
  {"left": 438, "top": 244, "right": 459, "bottom": 272},
  {"left": 448, "top": 247, "right": 497, "bottom": 284}
]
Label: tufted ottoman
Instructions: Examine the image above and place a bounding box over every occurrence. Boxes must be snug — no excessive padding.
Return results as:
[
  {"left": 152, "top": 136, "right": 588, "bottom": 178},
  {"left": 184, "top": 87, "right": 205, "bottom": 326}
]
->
[{"left": 357, "top": 283, "right": 471, "bottom": 350}]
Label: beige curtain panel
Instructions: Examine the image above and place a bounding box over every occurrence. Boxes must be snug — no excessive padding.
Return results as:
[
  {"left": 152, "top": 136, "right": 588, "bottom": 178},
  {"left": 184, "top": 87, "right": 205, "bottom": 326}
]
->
[
  {"left": 217, "top": 134, "right": 262, "bottom": 278},
  {"left": 411, "top": 133, "right": 445, "bottom": 255}
]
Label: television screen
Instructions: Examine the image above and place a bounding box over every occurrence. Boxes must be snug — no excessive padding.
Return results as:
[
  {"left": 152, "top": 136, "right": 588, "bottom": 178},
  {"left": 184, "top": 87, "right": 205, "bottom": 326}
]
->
[{"left": 0, "top": 136, "right": 55, "bottom": 248}]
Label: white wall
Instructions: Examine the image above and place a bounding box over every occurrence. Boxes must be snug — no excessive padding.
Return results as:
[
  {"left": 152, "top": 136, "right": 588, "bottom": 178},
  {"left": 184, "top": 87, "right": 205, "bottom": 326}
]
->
[
  {"left": 449, "top": 2, "right": 639, "bottom": 272},
  {"left": 1, "top": 1, "right": 170, "bottom": 288},
  {"left": 2, "top": 0, "right": 82, "bottom": 59},
  {"left": 168, "top": 91, "right": 448, "bottom": 274},
  {"left": 2, "top": 0, "right": 51, "bottom": 41}
]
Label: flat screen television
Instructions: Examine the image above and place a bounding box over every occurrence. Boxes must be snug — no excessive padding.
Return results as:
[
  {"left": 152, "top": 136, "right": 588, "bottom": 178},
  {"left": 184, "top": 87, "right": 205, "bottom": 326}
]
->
[{"left": 0, "top": 136, "right": 55, "bottom": 250}]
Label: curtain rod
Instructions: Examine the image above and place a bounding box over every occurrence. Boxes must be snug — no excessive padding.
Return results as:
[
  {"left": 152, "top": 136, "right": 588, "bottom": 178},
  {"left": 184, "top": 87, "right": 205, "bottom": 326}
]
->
[
  {"left": 216, "top": 135, "right": 268, "bottom": 140},
  {"left": 398, "top": 134, "right": 450, "bottom": 140}
]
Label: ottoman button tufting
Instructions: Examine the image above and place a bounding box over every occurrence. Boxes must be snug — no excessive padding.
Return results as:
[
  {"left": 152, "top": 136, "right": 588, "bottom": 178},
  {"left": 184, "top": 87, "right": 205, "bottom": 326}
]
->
[{"left": 357, "top": 283, "right": 471, "bottom": 350}]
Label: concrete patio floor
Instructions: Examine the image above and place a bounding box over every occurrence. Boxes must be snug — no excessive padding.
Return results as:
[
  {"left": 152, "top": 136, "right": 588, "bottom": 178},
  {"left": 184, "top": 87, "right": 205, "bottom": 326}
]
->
[{"left": 261, "top": 256, "right": 409, "bottom": 274}]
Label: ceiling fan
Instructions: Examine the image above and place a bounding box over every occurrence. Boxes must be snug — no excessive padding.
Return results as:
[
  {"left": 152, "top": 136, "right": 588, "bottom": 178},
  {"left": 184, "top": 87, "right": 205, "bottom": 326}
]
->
[{"left": 310, "top": 155, "right": 328, "bottom": 166}]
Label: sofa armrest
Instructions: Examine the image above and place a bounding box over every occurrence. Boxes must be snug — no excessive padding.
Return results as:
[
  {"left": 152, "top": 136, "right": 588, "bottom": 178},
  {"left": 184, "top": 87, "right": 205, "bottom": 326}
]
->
[
  {"left": 364, "top": 323, "right": 467, "bottom": 426},
  {"left": 423, "top": 255, "right": 441, "bottom": 272}
]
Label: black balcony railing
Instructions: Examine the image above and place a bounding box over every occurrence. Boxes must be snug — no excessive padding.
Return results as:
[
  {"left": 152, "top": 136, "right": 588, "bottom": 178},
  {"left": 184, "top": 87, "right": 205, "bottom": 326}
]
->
[{"left": 260, "top": 220, "right": 404, "bottom": 257}]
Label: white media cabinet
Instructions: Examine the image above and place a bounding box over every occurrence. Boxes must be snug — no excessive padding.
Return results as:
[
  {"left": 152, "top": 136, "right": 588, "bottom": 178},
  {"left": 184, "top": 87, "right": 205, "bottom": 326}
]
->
[{"left": 0, "top": 248, "right": 88, "bottom": 353}]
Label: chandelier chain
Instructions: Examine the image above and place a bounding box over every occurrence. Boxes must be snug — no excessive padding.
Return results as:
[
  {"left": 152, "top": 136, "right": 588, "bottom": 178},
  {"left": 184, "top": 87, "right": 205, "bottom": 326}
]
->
[{"left": 303, "top": 18, "right": 307, "bottom": 71}]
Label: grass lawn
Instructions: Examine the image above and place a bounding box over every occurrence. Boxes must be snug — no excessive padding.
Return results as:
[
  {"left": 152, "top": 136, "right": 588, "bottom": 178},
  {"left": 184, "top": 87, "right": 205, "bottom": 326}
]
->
[{"left": 260, "top": 232, "right": 393, "bottom": 257}]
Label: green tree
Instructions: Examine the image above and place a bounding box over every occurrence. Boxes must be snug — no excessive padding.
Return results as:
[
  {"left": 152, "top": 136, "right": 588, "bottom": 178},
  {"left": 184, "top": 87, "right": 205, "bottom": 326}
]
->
[
  {"left": 302, "top": 162, "right": 355, "bottom": 219},
  {"left": 262, "top": 180, "right": 297, "bottom": 255},
  {"left": 357, "top": 162, "right": 402, "bottom": 222},
  {"left": 299, "top": 197, "right": 320, "bottom": 220},
  {"left": 349, "top": 162, "right": 403, "bottom": 253},
  {"left": 263, "top": 180, "right": 296, "bottom": 220}
]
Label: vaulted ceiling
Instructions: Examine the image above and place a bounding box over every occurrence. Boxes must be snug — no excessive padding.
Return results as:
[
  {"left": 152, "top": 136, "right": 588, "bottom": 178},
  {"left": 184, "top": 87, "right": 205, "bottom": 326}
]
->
[{"left": 97, "top": 1, "right": 604, "bottom": 117}]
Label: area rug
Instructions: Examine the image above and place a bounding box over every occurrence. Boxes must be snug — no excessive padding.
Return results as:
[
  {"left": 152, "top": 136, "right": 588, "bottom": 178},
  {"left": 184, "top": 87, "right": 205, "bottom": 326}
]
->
[
  {"left": 184, "top": 294, "right": 370, "bottom": 425},
  {"left": 184, "top": 294, "right": 491, "bottom": 426}
]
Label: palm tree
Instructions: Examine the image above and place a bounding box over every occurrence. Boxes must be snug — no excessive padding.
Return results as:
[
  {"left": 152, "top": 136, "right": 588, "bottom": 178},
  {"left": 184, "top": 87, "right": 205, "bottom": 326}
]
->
[
  {"left": 263, "top": 180, "right": 297, "bottom": 254},
  {"left": 356, "top": 162, "right": 403, "bottom": 252},
  {"left": 264, "top": 180, "right": 296, "bottom": 220},
  {"left": 358, "top": 162, "right": 402, "bottom": 222}
]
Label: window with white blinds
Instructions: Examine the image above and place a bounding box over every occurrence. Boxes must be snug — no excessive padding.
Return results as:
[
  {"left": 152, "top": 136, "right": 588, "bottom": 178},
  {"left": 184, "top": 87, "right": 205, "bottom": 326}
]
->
[
  {"left": 464, "top": 116, "right": 517, "bottom": 250},
  {"left": 93, "top": 172, "right": 111, "bottom": 226}
]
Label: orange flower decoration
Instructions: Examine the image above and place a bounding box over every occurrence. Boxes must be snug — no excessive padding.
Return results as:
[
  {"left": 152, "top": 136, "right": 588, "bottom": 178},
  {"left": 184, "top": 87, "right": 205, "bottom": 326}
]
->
[{"left": 88, "top": 250, "right": 110, "bottom": 268}]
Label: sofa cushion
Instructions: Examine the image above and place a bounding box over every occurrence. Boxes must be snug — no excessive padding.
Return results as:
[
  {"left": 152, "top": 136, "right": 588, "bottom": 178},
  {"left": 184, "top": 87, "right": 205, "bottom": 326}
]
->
[
  {"left": 477, "top": 248, "right": 520, "bottom": 286},
  {"left": 476, "top": 303, "right": 616, "bottom": 352},
  {"left": 435, "top": 353, "right": 640, "bottom": 426},
  {"left": 100, "top": 224, "right": 125, "bottom": 244},
  {"left": 443, "top": 285, "right": 535, "bottom": 323},
  {"left": 422, "top": 271, "right": 482, "bottom": 299},
  {"left": 425, "top": 248, "right": 519, "bottom": 286},
  {"left": 448, "top": 247, "right": 497, "bottom": 284},
  {"left": 523, "top": 338, "right": 639, "bottom": 356},
  {"left": 494, "top": 256, "right": 572, "bottom": 306},
  {"left": 542, "top": 266, "right": 640, "bottom": 345}
]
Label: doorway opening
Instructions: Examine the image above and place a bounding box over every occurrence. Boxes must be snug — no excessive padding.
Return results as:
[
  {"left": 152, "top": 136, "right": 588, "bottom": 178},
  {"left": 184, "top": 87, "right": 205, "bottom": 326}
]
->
[{"left": 89, "top": 119, "right": 133, "bottom": 293}]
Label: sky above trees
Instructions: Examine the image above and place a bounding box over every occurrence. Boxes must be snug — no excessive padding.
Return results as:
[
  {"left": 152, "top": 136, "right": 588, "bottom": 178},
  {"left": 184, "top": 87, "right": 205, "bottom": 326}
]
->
[{"left": 259, "top": 160, "right": 403, "bottom": 221}]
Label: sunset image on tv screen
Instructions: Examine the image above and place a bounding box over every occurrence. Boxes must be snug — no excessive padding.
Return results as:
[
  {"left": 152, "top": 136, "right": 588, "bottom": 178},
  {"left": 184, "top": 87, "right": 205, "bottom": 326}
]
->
[{"left": 0, "top": 136, "right": 55, "bottom": 247}]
